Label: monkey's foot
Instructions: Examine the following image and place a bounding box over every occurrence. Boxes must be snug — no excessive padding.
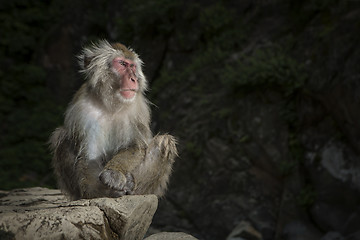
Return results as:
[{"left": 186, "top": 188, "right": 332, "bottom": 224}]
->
[
  {"left": 148, "top": 134, "right": 178, "bottom": 163},
  {"left": 99, "top": 169, "right": 135, "bottom": 195}
]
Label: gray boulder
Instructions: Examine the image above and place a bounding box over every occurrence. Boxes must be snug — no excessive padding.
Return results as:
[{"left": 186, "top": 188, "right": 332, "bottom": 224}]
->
[
  {"left": 145, "top": 232, "right": 199, "bottom": 240},
  {"left": 0, "top": 187, "right": 157, "bottom": 240}
]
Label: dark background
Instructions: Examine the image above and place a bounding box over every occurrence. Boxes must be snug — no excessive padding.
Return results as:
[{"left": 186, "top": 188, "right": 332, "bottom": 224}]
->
[{"left": 1, "top": 0, "right": 360, "bottom": 239}]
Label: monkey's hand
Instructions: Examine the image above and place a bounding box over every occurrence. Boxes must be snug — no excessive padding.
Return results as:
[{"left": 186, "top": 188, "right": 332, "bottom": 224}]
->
[
  {"left": 99, "top": 146, "right": 145, "bottom": 196},
  {"left": 99, "top": 169, "right": 135, "bottom": 196}
]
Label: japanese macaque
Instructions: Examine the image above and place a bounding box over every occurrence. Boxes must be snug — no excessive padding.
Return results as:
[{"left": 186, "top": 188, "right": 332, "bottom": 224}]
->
[{"left": 49, "top": 40, "right": 177, "bottom": 200}]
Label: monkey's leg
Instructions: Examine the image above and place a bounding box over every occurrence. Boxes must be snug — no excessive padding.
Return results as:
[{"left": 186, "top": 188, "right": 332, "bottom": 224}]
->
[
  {"left": 51, "top": 127, "right": 82, "bottom": 200},
  {"left": 99, "top": 146, "right": 146, "bottom": 195},
  {"left": 132, "top": 134, "right": 177, "bottom": 197}
]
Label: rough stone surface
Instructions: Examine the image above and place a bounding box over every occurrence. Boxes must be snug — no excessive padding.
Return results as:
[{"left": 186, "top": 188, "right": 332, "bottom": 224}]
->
[
  {"left": 144, "top": 232, "right": 199, "bottom": 240},
  {"left": 282, "top": 220, "right": 322, "bottom": 240},
  {"left": 0, "top": 187, "right": 158, "bottom": 240},
  {"left": 3, "top": 2, "right": 360, "bottom": 240},
  {"left": 226, "top": 221, "right": 263, "bottom": 240},
  {"left": 320, "top": 231, "right": 345, "bottom": 240}
]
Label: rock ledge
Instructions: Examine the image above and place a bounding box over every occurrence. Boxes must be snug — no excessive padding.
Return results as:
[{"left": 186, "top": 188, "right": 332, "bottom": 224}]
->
[{"left": 0, "top": 187, "right": 157, "bottom": 240}]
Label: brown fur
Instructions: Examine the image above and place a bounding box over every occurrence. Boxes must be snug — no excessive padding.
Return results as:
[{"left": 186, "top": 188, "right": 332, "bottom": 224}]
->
[
  {"left": 50, "top": 40, "right": 177, "bottom": 200},
  {"left": 111, "top": 43, "right": 136, "bottom": 60}
]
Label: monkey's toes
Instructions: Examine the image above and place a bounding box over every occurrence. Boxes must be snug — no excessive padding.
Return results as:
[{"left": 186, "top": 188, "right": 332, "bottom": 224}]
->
[
  {"left": 123, "top": 172, "right": 135, "bottom": 194},
  {"left": 99, "top": 169, "right": 127, "bottom": 190},
  {"left": 151, "top": 134, "right": 178, "bottom": 161}
]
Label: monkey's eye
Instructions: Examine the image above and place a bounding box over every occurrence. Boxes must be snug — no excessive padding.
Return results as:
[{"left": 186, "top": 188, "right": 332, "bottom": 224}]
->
[
  {"left": 129, "top": 64, "right": 136, "bottom": 71},
  {"left": 114, "top": 58, "right": 137, "bottom": 73},
  {"left": 118, "top": 60, "right": 128, "bottom": 68}
]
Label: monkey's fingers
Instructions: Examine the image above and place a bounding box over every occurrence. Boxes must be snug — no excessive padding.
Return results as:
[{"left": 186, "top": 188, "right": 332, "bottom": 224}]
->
[
  {"left": 99, "top": 169, "right": 136, "bottom": 196},
  {"left": 99, "top": 169, "right": 127, "bottom": 190},
  {"left": 123, "top": 172, "right": 136, "bottom": 195}
]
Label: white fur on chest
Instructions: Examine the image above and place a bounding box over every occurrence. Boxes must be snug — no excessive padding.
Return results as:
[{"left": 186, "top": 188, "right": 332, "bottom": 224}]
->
[{"left": 80, "top": 103, "right": 134, "bottom": 160}]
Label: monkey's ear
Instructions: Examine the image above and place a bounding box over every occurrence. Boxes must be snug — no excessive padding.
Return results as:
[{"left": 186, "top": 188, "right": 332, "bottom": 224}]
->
[
  {"left": 77, "top": 52, "right": 93, "bottom": 70},
  {"left": 83, "top": 56, "right": 93, "bottom": 69}
]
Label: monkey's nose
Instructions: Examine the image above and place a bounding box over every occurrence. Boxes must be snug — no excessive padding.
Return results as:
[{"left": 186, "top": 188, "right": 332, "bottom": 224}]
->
[{"left": 130, "top": 77, "right": 136, "bottom": 82}]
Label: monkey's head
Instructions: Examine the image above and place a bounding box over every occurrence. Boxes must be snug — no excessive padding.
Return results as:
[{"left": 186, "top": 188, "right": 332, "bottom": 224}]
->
[{"left": 78, "top": 40, "right": 147, "bottom": 107}]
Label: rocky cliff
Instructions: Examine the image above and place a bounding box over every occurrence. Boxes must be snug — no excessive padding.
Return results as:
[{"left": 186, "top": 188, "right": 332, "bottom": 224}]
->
[
  {"left": 0, "top": 187, "right": 197, "bottom": 240},
  {"left": 1, "top": 1, "right": 360, "bottom": 240}
]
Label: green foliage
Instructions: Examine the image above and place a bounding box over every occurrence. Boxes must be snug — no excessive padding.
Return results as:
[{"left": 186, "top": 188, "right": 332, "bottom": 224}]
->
[
  {"left": 156, "top": 44, "right": 307, "bottom": 103},
  {"left": 223, "top": 47, "right": 308, "bottom": 175},
  {"left": 224, "top": 46, "right": 307, "bottom": 97},
  {"left": 0, "top": 0, "right": 68, "bottom": 190},
  {"left": 297, "top": 185, "right": 316, "bottom": 208},
  {"left": 185, "top": 141, "right": 203, "bottom": 160},
  {"left": 198, "top": 2, "right": 242, "bottom": 50},
  {"left": 150, "top": 2, "right": 309, "bottom": 165},
  {"left": 0, "top": 0, "right": 69, "bottom": 59},
  {"left": 0, "top": 64, "right": 63, "bottom": 189},
  {"left": 0, "top": 0, "right": 342, "bottom": 192},
  {"left": 306, "top": 0, "right": 341, "bottom": 11},
  {"left": 212, "top": 108, "right": 233, "bottom": 119},
  {"left": 278, "top": 160, "right": 297, "bottom": 176},
  {"left": 114, "top": 0, "right": 179, "bottom": 43}
]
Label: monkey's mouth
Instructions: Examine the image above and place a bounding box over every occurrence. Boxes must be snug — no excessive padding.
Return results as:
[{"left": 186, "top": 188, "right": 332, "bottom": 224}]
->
[
  {"left": 120, "top": 88, "right": 137, "bottom": 92},
  {"left": 119, "top": 89, "right": 137, "bottom": 99}
]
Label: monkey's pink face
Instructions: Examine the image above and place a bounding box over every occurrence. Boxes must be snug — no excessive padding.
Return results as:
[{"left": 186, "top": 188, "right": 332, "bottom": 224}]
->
[{"left": 112, "top": 57, "right": 138, "bottom": 100}]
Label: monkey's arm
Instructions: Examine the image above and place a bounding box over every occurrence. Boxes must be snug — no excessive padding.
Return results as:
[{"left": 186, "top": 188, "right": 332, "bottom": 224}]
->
[
  {"left": 99, "top": 146, "right": 146, "bottom": 195},
  {"left": 105, "top": 146, "right": 146, "bottom": 173},
  {"left": 50, "top": 127, "right": 83, "bottom": 200},
  {"left": 99, "top": 134, "right": 177, "bottom": 197}
]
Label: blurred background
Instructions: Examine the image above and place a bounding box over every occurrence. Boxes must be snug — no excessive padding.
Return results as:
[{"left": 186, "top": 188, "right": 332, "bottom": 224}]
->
[{"left": 1, "top": 0, "right": 360, "bottom": 239}]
